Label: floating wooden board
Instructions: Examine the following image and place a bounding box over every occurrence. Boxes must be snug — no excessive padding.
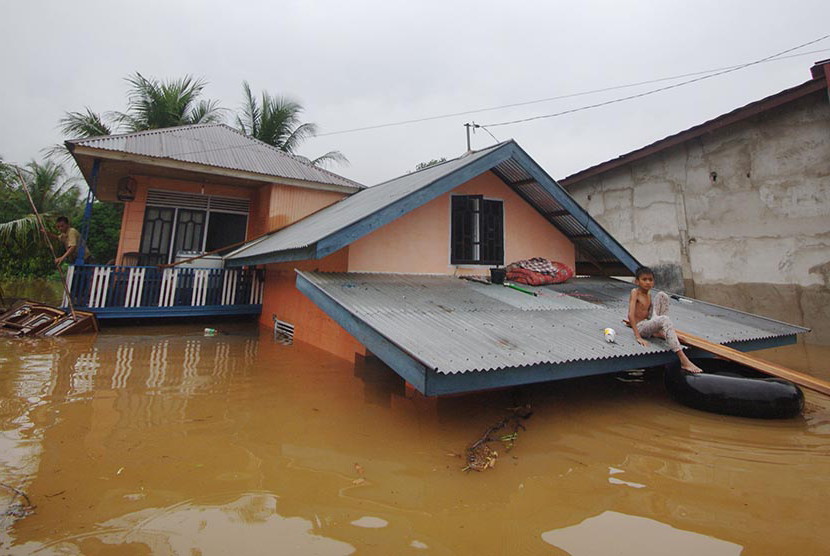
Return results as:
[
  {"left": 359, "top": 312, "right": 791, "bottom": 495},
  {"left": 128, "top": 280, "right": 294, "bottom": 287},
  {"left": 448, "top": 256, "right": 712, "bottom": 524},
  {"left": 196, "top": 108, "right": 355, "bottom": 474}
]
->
[
  {"left": 677, "top": 330, "right": 830, "bottom": 397},
  {"left": 0, "top": 300, "right": 98, "bottom": 337}
]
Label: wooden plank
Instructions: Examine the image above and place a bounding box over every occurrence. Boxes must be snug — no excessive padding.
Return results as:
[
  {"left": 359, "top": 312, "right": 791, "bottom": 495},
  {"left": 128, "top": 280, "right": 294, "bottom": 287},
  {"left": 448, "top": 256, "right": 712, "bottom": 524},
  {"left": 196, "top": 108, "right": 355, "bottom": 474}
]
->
[{"left": 677, "top": 330, "right": 830, "bottom": 397}]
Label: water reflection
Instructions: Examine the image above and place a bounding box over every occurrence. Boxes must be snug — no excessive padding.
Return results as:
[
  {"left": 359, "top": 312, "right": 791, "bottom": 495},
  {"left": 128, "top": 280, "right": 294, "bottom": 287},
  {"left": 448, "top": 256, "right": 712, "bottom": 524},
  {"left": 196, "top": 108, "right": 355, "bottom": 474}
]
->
[
  {"left": 0, "top": 326, "right": 827, "bottom": 555},
  {"left": 24, "top": 493, "right": 355, "bottom": 555},
  {"left": 541, "top": 511, "right": 742, "bottom": 555}
]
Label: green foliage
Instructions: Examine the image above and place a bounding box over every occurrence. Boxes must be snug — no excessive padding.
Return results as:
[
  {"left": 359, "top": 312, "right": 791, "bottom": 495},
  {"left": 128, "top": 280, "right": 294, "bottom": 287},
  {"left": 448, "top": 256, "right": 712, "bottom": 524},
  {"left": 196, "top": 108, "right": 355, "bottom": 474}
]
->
[
  {"left": 115, "top": 73, "right": 224, "bottom": 132},
  {"left": 415, "top": 158, "right": 447, "bottom": 171},
  {"left": 236, "top": 82, "right": 347, "bottom": 168},
  {"left": 86, "top": 202, "right": 124, "bottom": 264},
  {"left": 0, "top": 159, "right": 83, "bottom": 278},
  {"left": 59, "top": 73, "right": 224, "bottom": 141}
]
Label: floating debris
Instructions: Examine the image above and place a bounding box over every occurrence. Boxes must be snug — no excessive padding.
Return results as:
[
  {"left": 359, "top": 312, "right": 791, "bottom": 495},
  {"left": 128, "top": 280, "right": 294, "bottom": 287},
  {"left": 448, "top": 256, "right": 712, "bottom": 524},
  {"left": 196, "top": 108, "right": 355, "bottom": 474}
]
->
[
  {"left": 1, "top": 482, "right": 36, "bottom": 523},
  {"left": 462, "top": 405, "right": 533, "bottom": 472},
  {"left": 0, "top": 300, "right": 97, "bottom": 337}
]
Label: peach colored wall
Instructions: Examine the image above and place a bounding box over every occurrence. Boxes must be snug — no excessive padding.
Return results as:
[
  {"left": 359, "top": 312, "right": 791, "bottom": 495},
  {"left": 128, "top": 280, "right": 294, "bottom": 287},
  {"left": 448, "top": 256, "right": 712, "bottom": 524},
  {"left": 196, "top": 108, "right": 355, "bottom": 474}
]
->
[
  {"left": 259, "top": 248, "right": 366, "bottom": 361},
  {"left": 116, "top": 175, "right": 254, "bottom": 263},
  {"left": 347, "top": 171, "right": 575, "bottom": 274},
  {"left": 116, "top": 176, "right": 346, "bottom": 263},
  {"left": 264, "top": 184, "right": 347, "bottom": 233}
]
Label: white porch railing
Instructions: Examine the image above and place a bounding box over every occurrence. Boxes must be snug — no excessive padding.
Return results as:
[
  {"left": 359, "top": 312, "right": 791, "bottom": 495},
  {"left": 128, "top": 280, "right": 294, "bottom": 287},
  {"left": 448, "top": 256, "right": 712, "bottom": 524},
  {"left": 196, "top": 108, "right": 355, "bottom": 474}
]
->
[{"left": 64, "top": 264, "right": 264, "bottom": 317}]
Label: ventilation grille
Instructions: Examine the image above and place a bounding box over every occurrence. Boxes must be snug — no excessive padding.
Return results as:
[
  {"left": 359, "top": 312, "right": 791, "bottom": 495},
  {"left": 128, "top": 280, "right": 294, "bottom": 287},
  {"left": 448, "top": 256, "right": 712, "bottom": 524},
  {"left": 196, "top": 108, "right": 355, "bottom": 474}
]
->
[
  {"left": 273, "top": 314, "right": 295, "bottom": 345},
  {"left": 209, "top": 196, "right": 250, "bottom": 213},
  {"left": 147, "top": 189, "right": 250, "bottom": 213},
  {"left": 147, "top": 190, "right": 208, "bottom": 210}
]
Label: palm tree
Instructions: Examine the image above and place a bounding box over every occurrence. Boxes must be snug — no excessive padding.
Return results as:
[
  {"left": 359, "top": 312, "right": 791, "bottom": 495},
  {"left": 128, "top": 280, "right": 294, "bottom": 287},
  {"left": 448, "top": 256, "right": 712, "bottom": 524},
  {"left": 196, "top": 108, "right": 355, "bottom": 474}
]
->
[
  {"left": 0, "top": 160, "right": 81, "bottom": 243},
  {"left": 236, "top": 82, "right": 347, "bottom": 168},
  {"left": 57, "top": 73, "right": 223, "bottom": 141},
  {"left": 114, "top": 73, "right": 224, "bottom": 132}
]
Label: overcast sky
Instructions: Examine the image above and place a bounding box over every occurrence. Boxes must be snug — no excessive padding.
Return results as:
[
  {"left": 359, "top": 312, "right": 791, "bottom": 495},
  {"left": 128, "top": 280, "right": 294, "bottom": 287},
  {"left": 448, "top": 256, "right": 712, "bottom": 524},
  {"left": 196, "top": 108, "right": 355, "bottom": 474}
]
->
[{"left": 2, "top": 0, "right": 829, "bottom": 187}]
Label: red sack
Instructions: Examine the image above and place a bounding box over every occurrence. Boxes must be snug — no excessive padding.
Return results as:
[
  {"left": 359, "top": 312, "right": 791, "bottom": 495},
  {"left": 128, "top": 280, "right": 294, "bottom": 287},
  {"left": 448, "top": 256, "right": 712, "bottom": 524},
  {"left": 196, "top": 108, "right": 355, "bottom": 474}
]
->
[{"left": 505, "top": 259, "right": 574, "bottom": 285}]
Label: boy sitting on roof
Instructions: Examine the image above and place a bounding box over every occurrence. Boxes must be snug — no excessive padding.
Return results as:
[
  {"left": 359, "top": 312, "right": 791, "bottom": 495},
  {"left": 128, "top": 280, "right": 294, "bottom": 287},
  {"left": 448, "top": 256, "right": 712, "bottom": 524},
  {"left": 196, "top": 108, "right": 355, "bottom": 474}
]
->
[{"left": 627, "top": 266, "right": 702, "bottom": 374}]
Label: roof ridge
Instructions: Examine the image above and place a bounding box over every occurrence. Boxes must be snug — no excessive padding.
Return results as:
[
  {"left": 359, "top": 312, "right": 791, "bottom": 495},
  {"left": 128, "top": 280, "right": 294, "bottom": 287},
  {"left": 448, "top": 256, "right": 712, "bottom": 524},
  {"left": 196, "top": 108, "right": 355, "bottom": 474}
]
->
[
  {"left": 214, "top": 125, "right": 365, "bottom": 189},
  {"left": 67, "top": 123, "right": 363, "bottom": 189},
  {"left": 369, "top": 139, "right": 513, "bottom": 189},
  {"left": 66, "top": 122, "right": 224, "bottom": 144}
]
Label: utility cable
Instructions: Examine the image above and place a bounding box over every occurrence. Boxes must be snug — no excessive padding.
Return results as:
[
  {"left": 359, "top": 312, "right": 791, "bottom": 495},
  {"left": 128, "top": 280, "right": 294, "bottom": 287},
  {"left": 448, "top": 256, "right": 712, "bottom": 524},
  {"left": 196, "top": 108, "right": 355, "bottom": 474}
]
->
[{"left": 480, "top": 35, "right": 830, "bottom": 129}]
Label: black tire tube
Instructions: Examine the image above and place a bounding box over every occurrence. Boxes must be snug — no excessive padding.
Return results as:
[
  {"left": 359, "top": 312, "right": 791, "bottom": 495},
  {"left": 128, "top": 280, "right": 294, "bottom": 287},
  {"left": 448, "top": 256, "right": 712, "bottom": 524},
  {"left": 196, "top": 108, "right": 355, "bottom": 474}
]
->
[{"left": 663, "top": 358, "right": 804, "bottom": 419}]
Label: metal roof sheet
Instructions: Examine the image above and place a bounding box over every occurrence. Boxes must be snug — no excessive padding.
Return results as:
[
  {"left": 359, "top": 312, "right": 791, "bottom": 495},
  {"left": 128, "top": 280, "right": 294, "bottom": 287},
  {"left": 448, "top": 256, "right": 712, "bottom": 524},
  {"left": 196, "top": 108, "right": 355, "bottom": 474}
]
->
[
  {"left": 226, "top": 140, "right": 637, "bottom": 274},
  {"left": 226, "top": 142, "right": 506, "bottom": 260},
  {"left": 298, "top": 272, "right": 808, "bottom": 375},
  {"left": 67, "top": 124, "right": 362, "bottom": 190}
]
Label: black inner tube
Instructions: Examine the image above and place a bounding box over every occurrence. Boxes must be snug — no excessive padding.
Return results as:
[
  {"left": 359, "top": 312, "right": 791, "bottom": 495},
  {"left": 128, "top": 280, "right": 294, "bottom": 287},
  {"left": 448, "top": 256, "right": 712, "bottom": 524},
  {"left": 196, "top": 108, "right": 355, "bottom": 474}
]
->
[{"left": 664, "top": 358, "right": 804, "bottom": 419}]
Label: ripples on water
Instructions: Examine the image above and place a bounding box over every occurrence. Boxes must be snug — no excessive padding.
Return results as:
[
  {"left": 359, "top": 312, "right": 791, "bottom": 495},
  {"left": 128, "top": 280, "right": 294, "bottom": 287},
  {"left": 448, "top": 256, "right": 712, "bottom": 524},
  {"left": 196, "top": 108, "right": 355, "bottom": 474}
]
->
[{"left": 0, "top": 324, "right": 827, "bottom": 555}]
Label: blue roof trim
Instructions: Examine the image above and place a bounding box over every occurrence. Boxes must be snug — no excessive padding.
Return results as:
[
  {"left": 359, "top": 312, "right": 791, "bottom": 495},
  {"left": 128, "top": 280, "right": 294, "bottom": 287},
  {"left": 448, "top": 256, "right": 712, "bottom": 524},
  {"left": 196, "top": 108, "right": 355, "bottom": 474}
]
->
[
  {"left": 506, "top": 143, "right": 641, "bottom": 273},
  {"left": 225, "top": 245, "right": 317, "bottom": 267},
  {"left": 296, "top": 271, "right": 429, "bottom": 392},
  {"left": 314, "top": 145, "right": 515, "bottom": 259},
  {"left": 426, "top": 334, "right": 798, "bottom": 395},
  {"left": 73, "top": 304, "right": 262, "bottom": 319}
]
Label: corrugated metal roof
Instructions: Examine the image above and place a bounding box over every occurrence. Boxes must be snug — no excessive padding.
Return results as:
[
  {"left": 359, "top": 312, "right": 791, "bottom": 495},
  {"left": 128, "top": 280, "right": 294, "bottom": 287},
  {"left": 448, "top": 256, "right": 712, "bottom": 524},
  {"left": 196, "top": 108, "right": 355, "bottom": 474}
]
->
[
  {"left": 226, "top": 142, "right": 506, "bottom": 260},
  {"left": 67, "top": 124, "right": 362, "bottom": 190},
  {"left": 226, "top": 140, "right": 637, "bottom": 273},
  {"left": 298, "top": 272, "right": 808, "bottom": 375}
]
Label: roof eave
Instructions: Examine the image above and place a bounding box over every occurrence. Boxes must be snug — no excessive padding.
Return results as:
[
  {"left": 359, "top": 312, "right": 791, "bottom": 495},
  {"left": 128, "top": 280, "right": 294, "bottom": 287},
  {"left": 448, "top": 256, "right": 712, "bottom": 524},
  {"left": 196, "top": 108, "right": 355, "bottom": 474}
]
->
[
  {"left": 561, "top": 78, "right": 828, "bottom": 186},
  {"left": 68, "top": 144, "right": 362, "bottom": 194}
]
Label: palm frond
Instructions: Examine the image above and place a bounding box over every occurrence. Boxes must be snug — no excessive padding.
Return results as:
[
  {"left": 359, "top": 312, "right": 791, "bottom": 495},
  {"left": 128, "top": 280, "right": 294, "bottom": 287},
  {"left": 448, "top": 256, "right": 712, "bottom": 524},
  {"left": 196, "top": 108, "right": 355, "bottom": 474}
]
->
[
  {"left": 58, "top": 108, "right": 113, "bottom": 139},
  {"left": 188, "top": 99, "right": 225, "bottom": 125},
  {"left": 0, "top": 214, "right": 42, "bottom": 243},
  {"left": 236, "top": 81, "right": 261, "bottom": 137},
  {"left": 309, "top": 150, "right": 350, "bottom": 168},
  {"left": 121, "top": 73, "right": 222, "bottom": 131}
]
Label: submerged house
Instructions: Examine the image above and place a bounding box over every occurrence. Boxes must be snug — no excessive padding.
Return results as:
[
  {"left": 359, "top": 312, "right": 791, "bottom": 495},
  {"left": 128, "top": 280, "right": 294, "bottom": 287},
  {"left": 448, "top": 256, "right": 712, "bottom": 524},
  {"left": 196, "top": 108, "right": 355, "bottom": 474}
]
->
[
  {"left": 65, "top": 123, "right": 362, "bottom": 317},
  {"left": 561, "top": 59, "right": 830, "bottom": 345},
  {"left": 66, "top": 127, "right": 807, "bottom": 395}
]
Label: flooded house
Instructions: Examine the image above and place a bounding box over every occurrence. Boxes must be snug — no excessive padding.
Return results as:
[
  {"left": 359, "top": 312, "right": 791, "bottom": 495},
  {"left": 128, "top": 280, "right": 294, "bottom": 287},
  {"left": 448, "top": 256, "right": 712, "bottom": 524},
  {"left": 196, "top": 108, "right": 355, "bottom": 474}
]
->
[
  {"left": 561, "top": 59, "right": 830, "bottom": 345},
  {"left": 64, "top": 127, "right": 808, "bottom": 396},
  {"left": 64, "top": 123, "right": 363, "bottom": 318}
]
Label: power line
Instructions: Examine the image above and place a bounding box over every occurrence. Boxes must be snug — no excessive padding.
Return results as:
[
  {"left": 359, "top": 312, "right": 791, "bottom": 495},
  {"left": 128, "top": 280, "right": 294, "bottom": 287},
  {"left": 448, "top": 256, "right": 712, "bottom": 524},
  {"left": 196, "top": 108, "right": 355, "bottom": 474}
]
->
[
  {"left": 481, "top": 35, "right": 830, "bottom": 129},
  {"left": 316, "top": 44, "right": 830, "bottom": 138}
]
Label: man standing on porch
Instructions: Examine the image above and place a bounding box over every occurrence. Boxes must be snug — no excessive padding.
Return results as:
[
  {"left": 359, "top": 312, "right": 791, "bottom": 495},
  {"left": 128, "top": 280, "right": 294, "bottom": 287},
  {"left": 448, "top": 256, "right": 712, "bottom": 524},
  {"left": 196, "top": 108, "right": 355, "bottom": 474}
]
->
[{"left": 50, "top": 216, "right": 93, "bottom": 265}]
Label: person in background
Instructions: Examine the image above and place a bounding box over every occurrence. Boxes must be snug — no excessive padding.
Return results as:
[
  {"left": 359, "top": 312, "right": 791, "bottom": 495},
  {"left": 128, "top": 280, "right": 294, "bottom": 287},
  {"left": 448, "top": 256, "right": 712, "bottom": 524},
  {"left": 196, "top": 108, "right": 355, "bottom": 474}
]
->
[{"left": 48, "top": 216, "right": 93, "bottom": 265}]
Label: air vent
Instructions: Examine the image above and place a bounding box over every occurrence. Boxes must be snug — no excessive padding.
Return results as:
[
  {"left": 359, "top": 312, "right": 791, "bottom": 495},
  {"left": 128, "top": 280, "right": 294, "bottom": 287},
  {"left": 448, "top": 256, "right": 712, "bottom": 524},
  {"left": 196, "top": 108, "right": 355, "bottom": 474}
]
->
[
  {"left": 146, "top": 190, "right": 209, "bottom": 210},
  {"left": 209, "top": 196, "right": 250, "bottom": 213},
  {"left": 146, "top": 189, "right": 250, "bottom": 214},
  {"left": 273, "top": 314, "right": 295, "bottom": 344}
]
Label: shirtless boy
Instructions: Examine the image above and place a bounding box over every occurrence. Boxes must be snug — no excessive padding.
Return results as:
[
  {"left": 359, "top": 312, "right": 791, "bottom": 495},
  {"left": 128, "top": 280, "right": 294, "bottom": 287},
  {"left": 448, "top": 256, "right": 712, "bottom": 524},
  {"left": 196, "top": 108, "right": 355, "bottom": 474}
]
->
[{"left": 627, "top": 266, "right": 702, "bottom": 373}]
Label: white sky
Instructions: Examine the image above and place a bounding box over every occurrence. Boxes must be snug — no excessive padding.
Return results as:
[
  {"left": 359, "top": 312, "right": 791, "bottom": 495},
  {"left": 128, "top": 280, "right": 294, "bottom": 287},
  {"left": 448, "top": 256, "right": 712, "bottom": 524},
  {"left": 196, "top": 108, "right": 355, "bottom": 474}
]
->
[{"left": 2, "top": 0, "right": 829, "bottom": 186}]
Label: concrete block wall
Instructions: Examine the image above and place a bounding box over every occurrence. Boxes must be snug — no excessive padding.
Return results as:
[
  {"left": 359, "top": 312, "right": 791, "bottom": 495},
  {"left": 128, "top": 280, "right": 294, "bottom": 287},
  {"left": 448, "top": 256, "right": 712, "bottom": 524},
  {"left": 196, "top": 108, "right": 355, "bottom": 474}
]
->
[{"left": 567, "top": 92, "right": 830, "bottom": 344}]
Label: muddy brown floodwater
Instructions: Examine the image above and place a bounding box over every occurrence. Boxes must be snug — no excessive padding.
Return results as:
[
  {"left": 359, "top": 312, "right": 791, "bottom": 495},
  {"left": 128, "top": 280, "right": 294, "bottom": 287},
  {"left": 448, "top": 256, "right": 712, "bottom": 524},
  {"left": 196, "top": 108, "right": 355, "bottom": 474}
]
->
[{"left": 0, "top": 322, "right": 828, "bottom": 555}]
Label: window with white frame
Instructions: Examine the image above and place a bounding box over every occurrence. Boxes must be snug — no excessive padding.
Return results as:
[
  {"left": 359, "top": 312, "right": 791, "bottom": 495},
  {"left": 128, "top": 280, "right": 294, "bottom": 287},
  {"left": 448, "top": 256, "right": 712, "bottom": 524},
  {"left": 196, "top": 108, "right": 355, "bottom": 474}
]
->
[{"left": 137, "top": 190, "right": 249, "bottom": 265}]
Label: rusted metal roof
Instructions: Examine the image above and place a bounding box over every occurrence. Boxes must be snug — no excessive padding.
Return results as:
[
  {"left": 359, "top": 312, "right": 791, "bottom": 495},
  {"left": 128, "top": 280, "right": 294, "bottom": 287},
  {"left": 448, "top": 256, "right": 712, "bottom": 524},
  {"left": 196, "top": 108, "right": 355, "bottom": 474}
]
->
[
  {"left": 66, "top": 124, "right": 362, "bottom": 190},
  {"left": 297, "top": 272, "right": 808, "bottom": 378}
]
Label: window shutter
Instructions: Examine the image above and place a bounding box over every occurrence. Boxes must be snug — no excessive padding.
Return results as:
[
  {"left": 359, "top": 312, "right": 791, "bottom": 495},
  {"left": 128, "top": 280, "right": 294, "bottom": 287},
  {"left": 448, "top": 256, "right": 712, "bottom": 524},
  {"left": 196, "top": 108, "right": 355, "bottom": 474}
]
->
[
  {"left": 451, "top": 196, "right": 476, "bottom": 264},
  {"left": 480, "top": 199, "right": 504, "bottom": 265}
]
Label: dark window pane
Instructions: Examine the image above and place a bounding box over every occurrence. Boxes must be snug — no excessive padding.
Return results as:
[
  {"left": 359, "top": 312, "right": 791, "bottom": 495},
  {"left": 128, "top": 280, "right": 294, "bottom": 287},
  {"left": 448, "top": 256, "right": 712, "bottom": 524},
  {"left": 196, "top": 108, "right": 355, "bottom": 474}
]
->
[
  {"left": 206, "top": 212, "right": 248, "bottom": 253},
  {"left": 173, "top": 209, "right": 206, "bottom": 255},
  {"left": 139, "top": 207, "right": 174, "bottom": 263},
  {"left": 451, "top": 195, "right": 502, "bottom": 265}
]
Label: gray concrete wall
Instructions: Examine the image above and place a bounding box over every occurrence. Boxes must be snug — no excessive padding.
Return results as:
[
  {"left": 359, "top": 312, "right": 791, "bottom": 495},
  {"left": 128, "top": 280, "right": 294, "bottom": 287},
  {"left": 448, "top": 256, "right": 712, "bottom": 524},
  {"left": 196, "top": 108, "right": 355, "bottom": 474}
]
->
[{"left": 567, "top": 91, "right": 830, "bottom": 345}]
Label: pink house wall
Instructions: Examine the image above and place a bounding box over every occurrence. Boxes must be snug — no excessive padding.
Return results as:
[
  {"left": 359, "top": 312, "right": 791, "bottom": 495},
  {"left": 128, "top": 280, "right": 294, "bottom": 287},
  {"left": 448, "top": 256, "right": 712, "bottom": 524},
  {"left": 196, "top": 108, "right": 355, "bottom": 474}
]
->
[
  {"left": 346, "top": 171, "right": 575, "bottom": 274},
  {"left": 116, "top": 176, "right": 347, "bottom": 264}
]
